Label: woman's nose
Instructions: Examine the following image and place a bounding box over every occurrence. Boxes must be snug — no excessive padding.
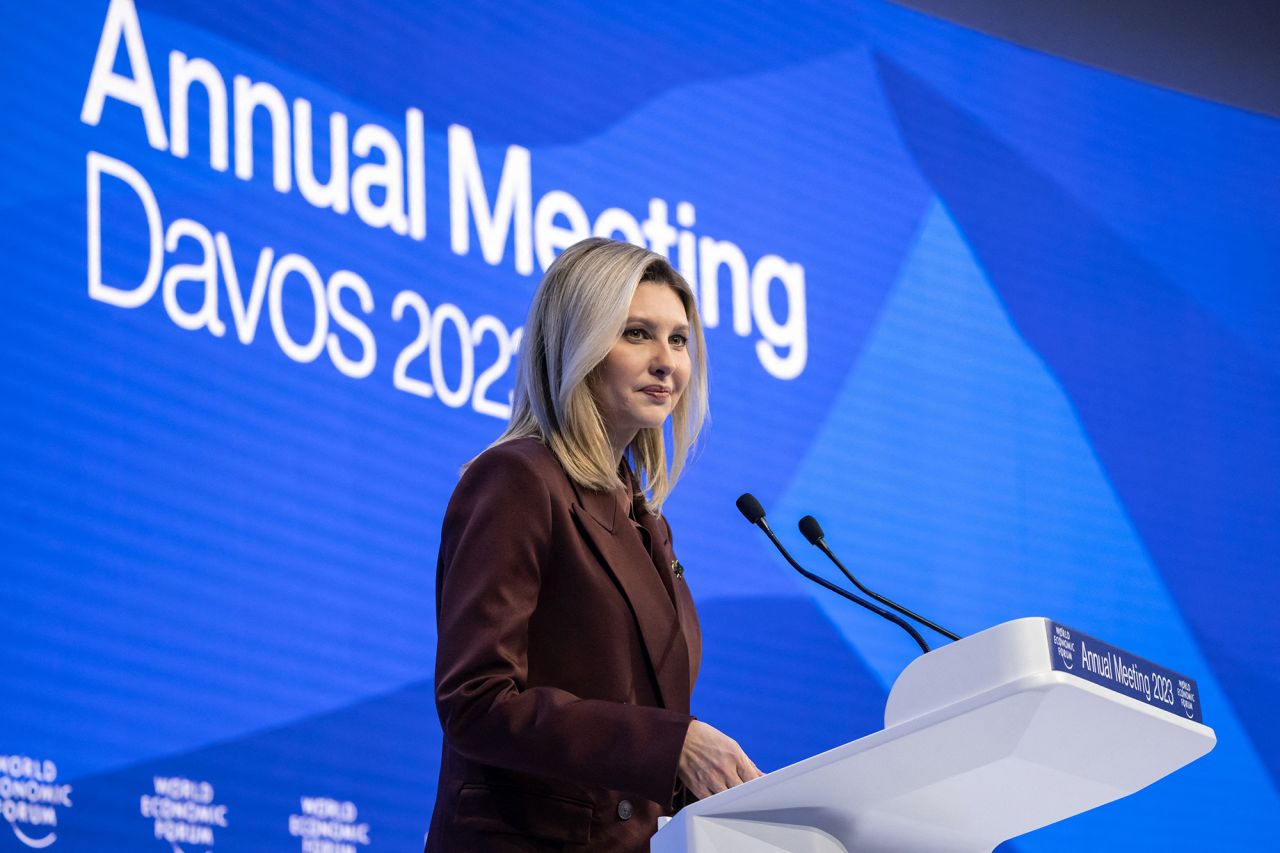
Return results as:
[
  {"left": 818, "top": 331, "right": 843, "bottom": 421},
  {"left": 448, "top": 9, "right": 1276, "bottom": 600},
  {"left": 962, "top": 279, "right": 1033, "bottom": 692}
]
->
[{"left": 650, "top": 345, "right": 672, "bottom": 376}]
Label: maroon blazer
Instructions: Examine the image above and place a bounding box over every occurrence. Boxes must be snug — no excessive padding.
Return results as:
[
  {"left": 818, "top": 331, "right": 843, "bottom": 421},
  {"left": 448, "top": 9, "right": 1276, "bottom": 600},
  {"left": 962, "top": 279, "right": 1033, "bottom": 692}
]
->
[{"left": 426, "top": 438, "right": 702, "bottom": 852}]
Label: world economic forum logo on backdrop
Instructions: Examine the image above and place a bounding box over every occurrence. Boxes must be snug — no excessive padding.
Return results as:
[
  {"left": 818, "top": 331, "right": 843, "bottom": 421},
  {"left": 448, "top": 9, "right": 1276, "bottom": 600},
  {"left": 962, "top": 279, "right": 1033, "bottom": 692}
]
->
[{"left": 1, "top": 754, "right": 73, "bottom": 849}]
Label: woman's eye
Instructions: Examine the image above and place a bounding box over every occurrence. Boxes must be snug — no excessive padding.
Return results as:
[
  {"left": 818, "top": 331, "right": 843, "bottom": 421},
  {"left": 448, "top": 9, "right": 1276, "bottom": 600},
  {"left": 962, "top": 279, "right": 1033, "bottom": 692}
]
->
[
  {"left": 670, "top": 334, "right": 688, "bottom": 348},
  {"left": 624, "top": 328, "right": 648, "bottom": 340}
]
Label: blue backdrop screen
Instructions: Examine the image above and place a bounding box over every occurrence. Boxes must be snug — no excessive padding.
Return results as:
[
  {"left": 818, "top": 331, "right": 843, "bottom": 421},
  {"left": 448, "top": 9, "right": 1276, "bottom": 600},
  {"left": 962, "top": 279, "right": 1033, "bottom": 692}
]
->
[{"left": 3, "top": 0, "right": 1276, "bottom": 849}]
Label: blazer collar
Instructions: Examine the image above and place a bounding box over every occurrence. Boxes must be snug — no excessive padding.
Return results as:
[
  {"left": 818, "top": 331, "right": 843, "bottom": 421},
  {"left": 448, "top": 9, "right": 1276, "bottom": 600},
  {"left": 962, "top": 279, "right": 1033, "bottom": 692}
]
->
[{"left": 570, "top": 477, "right": 691, "bottom": 713}]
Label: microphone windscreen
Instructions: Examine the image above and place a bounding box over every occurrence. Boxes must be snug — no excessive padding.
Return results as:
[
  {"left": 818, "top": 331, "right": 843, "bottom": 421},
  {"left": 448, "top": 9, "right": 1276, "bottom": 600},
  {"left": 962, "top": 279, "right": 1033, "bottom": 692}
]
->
[
  {"left": 735, "top": 493, "right": 766, "bottom": 524},
  {"left": 798, "top": 515, "right": 824, "bottom": 544}
]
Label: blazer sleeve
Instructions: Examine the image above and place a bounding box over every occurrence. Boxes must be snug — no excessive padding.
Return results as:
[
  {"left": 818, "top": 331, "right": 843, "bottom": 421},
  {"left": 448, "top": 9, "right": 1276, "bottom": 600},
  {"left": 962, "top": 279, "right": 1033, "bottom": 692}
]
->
[{"left": 434, "top": 446, "right": 694, "bottom": 806}]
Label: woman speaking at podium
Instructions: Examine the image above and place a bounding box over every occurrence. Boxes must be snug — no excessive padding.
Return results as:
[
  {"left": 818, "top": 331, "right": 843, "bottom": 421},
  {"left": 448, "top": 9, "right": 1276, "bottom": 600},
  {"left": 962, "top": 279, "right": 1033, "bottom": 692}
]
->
[{"left": 426, "top": 238, "right": 761, "bottom": 851}]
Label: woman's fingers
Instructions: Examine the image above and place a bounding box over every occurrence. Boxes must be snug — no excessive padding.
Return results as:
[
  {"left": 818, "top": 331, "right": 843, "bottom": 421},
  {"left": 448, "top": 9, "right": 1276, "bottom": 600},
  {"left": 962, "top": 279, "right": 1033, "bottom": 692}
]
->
[
  {"left": 678, "top": 721, "right": 763, "bottom": 799},
  {"left": 737, "top": 757, "right": 764, "bottom": 784}
]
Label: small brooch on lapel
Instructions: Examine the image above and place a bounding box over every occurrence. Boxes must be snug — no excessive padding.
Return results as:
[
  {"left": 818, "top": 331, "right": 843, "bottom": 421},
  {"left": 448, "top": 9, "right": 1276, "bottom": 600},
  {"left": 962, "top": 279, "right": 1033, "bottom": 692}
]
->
[{"left": 670, "top": 559, "right": 684, "bottom": 580}]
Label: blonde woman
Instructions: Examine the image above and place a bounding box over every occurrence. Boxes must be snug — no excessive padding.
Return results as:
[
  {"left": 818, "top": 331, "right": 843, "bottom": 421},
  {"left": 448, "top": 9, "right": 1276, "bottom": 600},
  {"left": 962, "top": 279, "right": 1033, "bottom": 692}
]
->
[{"left": 426, "top": 238, "right": 761, "bottom": 852}]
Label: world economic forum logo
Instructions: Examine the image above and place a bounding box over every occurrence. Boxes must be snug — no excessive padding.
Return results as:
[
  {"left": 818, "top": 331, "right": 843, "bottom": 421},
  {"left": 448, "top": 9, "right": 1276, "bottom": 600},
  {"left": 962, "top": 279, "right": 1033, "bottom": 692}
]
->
[
  {"left": 1, "top": 754, "right": 72, "bottom": 849},
  {"left": 1051, "top": 623, "right": 1076, "bottom": 670}
]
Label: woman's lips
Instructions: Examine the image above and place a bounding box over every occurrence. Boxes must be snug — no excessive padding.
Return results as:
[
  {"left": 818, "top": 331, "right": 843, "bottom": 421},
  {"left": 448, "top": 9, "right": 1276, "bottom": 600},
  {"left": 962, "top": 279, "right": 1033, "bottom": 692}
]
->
[{"left": 641, "top": 386, "right": 671, "bottom": 400}]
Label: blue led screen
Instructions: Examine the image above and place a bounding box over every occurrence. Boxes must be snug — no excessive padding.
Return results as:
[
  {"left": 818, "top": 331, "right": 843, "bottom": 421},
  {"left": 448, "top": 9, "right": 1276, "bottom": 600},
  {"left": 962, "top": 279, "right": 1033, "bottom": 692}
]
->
[{"left": 2, "top": 1, "right": 1277, "bottom": 849}]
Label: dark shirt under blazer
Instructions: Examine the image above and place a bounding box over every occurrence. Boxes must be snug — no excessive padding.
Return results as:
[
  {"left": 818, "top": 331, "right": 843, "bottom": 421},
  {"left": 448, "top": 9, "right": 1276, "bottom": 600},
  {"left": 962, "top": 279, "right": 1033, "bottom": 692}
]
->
[{"left": 426, "top": 437, "right": 702, "bottom": 851}]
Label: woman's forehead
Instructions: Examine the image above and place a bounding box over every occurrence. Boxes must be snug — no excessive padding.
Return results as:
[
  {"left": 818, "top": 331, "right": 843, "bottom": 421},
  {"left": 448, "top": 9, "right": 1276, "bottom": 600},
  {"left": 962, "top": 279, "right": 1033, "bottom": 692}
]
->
[{"left": 628, "top": 282, "right": 688, "bottom": 319}]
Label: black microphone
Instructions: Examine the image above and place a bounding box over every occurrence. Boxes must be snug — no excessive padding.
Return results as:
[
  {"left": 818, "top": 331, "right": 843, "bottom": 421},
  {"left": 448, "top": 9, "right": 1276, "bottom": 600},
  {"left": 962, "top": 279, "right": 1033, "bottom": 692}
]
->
[
  {"left": 735, "top": 494, "right": 930, "bottom": 654},
  {"left": 798, "top": 515, "right": 960, "bottom": 642}
]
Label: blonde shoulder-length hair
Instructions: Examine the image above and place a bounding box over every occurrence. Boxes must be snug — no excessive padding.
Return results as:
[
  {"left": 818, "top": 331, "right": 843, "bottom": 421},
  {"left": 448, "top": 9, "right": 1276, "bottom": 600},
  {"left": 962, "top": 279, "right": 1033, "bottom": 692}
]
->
[{"left": 480, "top": 237, "right": 708, "bottom": 513}]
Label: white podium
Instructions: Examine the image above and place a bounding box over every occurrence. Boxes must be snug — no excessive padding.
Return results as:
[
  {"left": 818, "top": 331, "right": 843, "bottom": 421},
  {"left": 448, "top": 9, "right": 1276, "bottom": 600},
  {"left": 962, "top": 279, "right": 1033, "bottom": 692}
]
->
[{"left": 651, "top": 618, "right": 1215, "bottom": 852}]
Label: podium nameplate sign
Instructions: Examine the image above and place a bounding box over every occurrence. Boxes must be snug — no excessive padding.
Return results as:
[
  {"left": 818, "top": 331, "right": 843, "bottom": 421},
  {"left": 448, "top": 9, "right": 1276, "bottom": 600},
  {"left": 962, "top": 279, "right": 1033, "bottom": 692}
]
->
[{"left": 1046, "top": 621, "right": 1203, "bottom": 723}]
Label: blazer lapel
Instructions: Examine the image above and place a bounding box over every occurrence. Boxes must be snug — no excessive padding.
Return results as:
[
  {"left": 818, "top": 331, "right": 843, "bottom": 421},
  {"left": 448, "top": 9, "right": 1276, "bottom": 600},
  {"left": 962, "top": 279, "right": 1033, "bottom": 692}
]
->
[
  {"left": 635, "top": 507, "right": 700, "bottom": 696},
  {"left": 634, "top": 507, "right": 677, "bottom": 605},
  {"left": 570, "top": 486, "right": 692, "bottom": 714}
]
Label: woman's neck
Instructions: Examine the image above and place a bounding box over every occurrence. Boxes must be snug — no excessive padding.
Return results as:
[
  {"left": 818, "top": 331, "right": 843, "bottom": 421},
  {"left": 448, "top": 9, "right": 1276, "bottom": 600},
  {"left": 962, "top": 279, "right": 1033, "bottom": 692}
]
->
[{"left": 609, "top": 429, "right": 636, "bottom": 468}]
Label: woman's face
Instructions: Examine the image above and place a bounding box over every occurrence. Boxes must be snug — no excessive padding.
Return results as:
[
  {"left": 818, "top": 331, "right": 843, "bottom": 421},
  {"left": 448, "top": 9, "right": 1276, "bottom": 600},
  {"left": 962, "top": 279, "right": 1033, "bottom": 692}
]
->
[{"left": 593, "top": 282, "right": 692, "bottom": 456}]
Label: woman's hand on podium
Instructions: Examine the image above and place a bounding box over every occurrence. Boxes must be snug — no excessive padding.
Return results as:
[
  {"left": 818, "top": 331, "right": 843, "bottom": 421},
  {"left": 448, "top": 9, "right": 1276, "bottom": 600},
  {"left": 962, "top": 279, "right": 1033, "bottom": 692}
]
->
[{"left": 677, "top": 720, "right": 763, "bottom": 799}]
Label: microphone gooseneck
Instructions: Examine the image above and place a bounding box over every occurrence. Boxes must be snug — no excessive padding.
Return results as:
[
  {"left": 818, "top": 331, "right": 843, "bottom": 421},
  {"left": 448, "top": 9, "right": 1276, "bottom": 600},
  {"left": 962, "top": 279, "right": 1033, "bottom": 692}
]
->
[
  {"left": 798, "top": 515, "right": 960, "bottom": 642},
  {"left": 735, "top": 494, "right": 930, "bottom": 654}
]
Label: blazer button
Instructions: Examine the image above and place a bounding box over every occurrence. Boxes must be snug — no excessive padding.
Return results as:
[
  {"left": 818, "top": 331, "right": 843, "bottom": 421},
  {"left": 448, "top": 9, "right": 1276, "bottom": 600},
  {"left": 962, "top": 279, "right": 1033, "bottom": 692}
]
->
[{"left": 617, "top": 799, "right": 634, "bottom": 820}]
